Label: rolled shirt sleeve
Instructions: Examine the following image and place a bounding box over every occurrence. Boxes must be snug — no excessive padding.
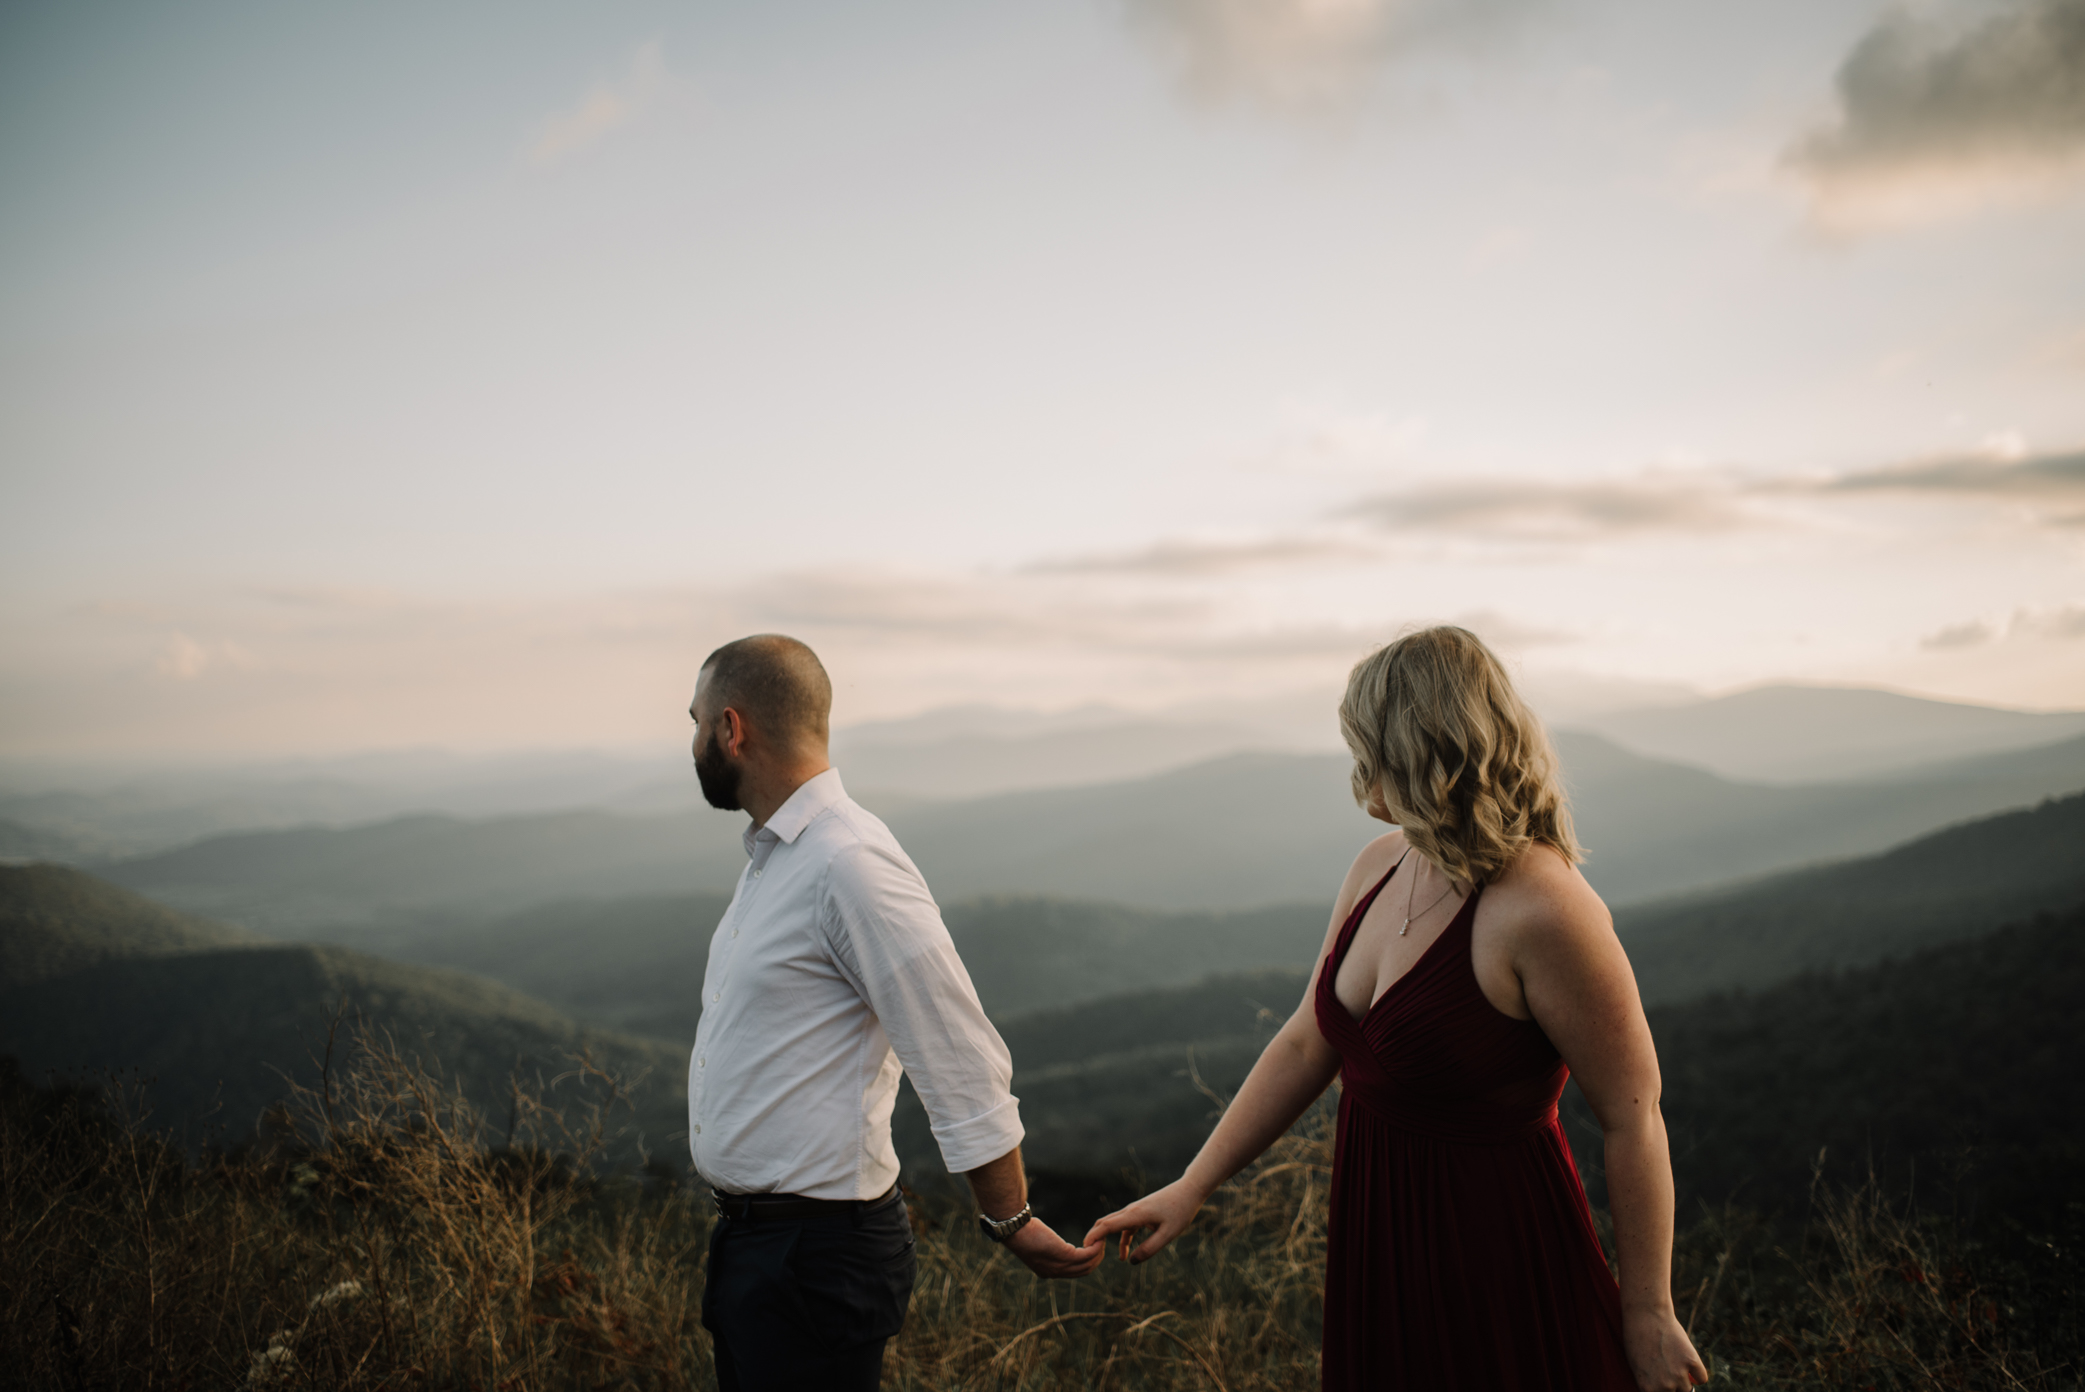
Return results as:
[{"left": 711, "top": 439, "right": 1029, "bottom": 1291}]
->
[{"left": 821, "top": 840, "right": 1025, "bottom": 1175}]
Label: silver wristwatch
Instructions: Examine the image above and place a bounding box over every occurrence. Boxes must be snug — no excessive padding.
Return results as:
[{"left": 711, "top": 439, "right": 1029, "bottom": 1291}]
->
[{"left": 977, "top": 1202, "right": 1033, "bottom": 1243}]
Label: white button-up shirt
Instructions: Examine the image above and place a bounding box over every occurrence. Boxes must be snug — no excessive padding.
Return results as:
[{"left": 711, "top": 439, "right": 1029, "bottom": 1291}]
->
[{"left": 687, "top": 768, "right": 1023, "bottom": 1200}]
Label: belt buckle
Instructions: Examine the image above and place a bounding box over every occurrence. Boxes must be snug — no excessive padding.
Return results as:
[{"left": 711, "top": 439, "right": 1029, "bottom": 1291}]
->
[{"left": 711, "top": 1188, "right": 737, "bottom": 1219}]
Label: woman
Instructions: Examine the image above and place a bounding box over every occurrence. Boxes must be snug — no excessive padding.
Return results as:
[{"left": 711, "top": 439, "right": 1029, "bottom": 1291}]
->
[{"left": 1086, "top": 627, "right": 1709, "bottom": 1391}]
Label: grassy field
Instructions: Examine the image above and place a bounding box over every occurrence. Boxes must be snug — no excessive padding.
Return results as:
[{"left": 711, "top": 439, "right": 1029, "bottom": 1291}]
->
[{"left": 4, "top": 1028, "right": 2078, "bottom": 1392}]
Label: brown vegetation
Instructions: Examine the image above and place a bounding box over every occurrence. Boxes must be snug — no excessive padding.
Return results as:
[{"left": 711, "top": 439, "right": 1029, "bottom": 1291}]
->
[{"left": 0, "top": 1029, "right": 2076, "bottom": 1391}]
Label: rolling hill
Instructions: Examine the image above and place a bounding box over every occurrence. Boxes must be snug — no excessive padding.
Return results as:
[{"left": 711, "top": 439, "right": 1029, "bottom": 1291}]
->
[
  {"left": 337, "top": 891, "right": 738, "bottom": 1042},
  {"left": 103, "top": 808, "right": 748, "bottom": 932},
  {"left": 319, "top": 892, "right": 1330, "bottom": 1045},
  {"left": 219, "top": 785, "right": 2085, "bottom": 1053},
  {"left": 1590, "top": 902, "right": 2085, "bottom": 1228},
  {"left": 1614, "top": 789, "right": 2085, "bottom": 1005},
  {"left": 0, "top": 869, "right": 687, "bottom": 1165},
  {"left": 0, "top": 863, "right": 261, "bottom": 989}
]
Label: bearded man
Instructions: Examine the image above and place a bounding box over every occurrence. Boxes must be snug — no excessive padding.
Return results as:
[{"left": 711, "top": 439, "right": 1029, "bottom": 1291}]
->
[{"left": 686, "top": 634, "right": 1100, "bottom": 1390}]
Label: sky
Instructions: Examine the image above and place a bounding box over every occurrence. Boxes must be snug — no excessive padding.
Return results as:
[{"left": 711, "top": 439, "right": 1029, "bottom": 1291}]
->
[{"left": 3, "top": 0, "right": 2083, "bottom": 759}]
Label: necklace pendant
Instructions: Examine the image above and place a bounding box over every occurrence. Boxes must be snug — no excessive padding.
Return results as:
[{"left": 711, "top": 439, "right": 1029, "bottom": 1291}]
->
[{"left": 1400, "top": 919, "right": 1411, "bottom": 936}]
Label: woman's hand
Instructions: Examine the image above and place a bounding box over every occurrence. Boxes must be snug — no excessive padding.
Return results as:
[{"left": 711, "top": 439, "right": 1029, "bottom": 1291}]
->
[
  {"left": 1624, "top": 1307, "right": 1709, "bottom": 1389},
  {"left": 1082, "top": 1179, "right": 1207, "bottom": 1264}
]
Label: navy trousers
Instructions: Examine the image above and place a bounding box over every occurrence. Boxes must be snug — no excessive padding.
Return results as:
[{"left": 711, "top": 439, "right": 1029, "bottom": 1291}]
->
[{"left": 702, "top": 1190, "right": 917, "bottom": 1391}]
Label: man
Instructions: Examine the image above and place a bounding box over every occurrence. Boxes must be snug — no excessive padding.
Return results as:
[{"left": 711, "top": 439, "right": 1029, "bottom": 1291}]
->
[{"left": 686, "top": 634, "right": 1101, "bottom": 1390}]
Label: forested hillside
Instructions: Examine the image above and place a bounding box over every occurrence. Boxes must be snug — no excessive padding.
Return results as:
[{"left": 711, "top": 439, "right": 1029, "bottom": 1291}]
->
[
  {"left": 0, "top": 863, "right": 259, "bottom": 989},
  {"left": 328, "top": 891, "right": 736, "bottom": 1042},
  {"left": 1616, "top": 790, "right": 2085, "bottom": 1004},
  {"left": 1578, "top": 903, "right": 2085, "bottom": 1231},
  {"left": 0, "top": 925, "right": 687, "bottom": 1165},
  {"left": 295, "top": 892, "right": 1327, "bottom": 1040}
]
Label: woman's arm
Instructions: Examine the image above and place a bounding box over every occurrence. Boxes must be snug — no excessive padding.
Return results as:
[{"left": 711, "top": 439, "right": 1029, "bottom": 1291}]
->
[
  {"left": 1084, "top": 998, "right": 1343, "bottom": 1262},
  {"left": 1082, "top": 835, "right": 1398, "bottom": 1262},
  {"left": 1505, "top": 855, "right": 1708, "bottom": 1390}
]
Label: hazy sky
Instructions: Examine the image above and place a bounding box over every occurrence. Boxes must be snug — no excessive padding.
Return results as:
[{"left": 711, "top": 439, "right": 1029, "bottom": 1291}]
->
[{"left": 4, "top": 0, "right": 2083, "bottom": 758}]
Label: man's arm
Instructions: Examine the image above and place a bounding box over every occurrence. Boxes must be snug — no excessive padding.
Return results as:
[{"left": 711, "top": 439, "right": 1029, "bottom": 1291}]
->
[{"left": 823, "top": 841, "right": 1100, "bottom": 1278}]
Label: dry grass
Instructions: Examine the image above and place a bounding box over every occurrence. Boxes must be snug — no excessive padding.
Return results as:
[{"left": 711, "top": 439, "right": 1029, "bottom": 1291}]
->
[{"left": 1, "top": 1027, "right": 2076, "bottom": 1391}]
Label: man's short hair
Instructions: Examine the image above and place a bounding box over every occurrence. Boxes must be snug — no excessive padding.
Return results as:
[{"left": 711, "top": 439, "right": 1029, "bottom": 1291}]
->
[{"left": 700, "top": 635, "right": 832, "bottom": 746}]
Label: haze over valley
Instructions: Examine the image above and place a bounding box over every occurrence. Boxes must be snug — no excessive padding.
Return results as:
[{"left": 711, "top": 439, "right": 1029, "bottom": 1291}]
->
[{"left": 6, "top": 679, "right": 2083, "bottom": 1234}]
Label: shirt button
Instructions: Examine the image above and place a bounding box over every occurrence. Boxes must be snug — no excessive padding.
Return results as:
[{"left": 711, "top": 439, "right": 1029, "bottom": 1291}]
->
[
  {"left": 694, "top": 1124, "right": 701, "bottom": 1135},
  {"left": 753, "top": 869, "right": 762, "bottom": 878},
  {"left": 731, "top": 929, "right": 739, "bottom": 938},
  {"left": 698, "top": 1057, "right": 705, "bottom": 1068},
  {"left": 712, "top": 991, "right": 721, "bottom": 1002}
]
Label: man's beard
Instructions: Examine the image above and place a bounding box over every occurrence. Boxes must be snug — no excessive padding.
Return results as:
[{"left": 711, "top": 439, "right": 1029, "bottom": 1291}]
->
[{"left": 694, "top": 728, "right": 744, "bottom": 811}]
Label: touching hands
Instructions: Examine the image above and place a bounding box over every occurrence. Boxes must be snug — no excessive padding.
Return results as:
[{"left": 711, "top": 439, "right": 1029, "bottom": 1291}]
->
[
  {"left": 1624, "top": 1307, "right": 1710, "bottom": 1389},
  {"left": 1081, "top": 1179, "right": 1208, "bottom": 1265},
  {"left": 1004, "top": 1215, "right": 1104, "bottom": 1279}
]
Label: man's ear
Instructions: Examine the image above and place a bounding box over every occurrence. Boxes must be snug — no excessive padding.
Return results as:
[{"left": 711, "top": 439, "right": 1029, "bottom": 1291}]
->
[{"left": 718, "top": 706, "right": 750, "bottom": 757}]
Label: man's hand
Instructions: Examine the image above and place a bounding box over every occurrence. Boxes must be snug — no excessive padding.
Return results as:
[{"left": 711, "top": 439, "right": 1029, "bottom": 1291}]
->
[
  {"left": 1004, "top": 1216, "right": 1104, "bottom": 1279},
  {"left": 963, "top": 1146, "right": 1100, "bottom": 1278}
]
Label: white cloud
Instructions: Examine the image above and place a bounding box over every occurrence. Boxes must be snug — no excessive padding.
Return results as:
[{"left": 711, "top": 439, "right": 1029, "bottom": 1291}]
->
[
  {"left": 153, "top": 632, "right": 260, "bottom": 681},
  {"left": 1026, "top": 532, "right": 1381, "bottom": 576},
  {"left": 1920, "top": 618, "right": 1997, "bottom": 650},
  {"left": 1815, "top": 446, "right": 2085, "bottom": 524},
  {"left": 1918, "top": 603, "right": 2085, "bottom": 652},
  {"left": 1123, "top": 0, "right": 1534, "bottom": 114},
  {"left": 1350, "top": 470, "right": 1761, "bottom": 541},
  {"left": 1339, "top": 447, "right": 2085, "bottom": 550},
  {"left": 1788, "top": 0, "right": 2085, "bottom": 232},
  {"left": 2016, "top": 602, "right": 2085, "bottom": 639},
  {"left": 529, "top": 40, "right": 667, "bottom": 165}
]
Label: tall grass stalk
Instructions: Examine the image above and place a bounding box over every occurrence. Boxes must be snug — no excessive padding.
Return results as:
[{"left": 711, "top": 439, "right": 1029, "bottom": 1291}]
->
[{"left": 1, "top": 1026, "right": 2074, "bottom": 1390}]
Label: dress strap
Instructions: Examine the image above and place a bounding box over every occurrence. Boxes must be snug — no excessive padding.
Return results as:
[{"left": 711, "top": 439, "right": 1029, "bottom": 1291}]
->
[{"left": 1327, "top": 850, "right": 1410, "bottom": 980}]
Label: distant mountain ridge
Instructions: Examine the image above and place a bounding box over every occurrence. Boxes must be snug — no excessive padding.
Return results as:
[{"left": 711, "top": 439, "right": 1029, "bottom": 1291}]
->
[
  {"left": 98, "top": 727, "right": 2085, "bottom": 934},
  {"left": 103, "top": 810, "right": 745, "bottom": 931},
  {"left": 1576, "top": 683, "right": 2085, "bottom": 784},
  {"left": 14, "top": 684, "right": 2080, "bottom": 861}
]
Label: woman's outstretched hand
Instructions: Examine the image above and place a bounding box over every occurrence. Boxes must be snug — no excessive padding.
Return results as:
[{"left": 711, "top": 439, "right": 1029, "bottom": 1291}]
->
[
  {"left": 1625, "top": 1307, "right": 1710, "bottom": 1389},
  {"left": 1083, "top": 1179, "right": 1208, "bottom": 1264}
]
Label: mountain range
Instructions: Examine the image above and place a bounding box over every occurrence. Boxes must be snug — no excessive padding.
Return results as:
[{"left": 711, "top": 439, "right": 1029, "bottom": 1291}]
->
[
  {"left": 11, "top": 683, "right": 2082, "bottom": 860},
  {"left": 8, "top": 781, "right": 2082, "bottom": 1219},
  {"left": 89, "top": 725, "right": 2085, "bottom": 939}
]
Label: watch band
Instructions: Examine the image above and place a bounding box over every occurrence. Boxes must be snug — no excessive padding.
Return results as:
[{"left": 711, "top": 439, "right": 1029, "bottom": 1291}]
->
[{"left": 977, "top": 1202, "right": 1033, "bottom": 1243}]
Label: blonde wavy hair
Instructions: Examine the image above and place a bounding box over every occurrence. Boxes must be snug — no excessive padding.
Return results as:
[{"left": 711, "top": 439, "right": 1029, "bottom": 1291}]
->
[{"left": 1339, "top": 626, "right": 1582, "bottom": 886}]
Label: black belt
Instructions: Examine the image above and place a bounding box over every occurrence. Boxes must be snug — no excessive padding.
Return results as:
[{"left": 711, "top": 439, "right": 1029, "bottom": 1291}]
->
[{"left": 711, "top": 1183, "right": 901, "bottom": 1221}]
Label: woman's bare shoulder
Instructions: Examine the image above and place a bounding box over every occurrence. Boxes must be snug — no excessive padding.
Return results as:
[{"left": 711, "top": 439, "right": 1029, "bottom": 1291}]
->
[
  {"left": 1483, "top": 843, "right": 1612, "bottom": 950},
  {"left": 1328, "top": 829, "right": 1407, "bottom": 925}
]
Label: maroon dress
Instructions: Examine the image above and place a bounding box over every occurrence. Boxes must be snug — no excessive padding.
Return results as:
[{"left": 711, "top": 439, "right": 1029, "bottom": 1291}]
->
[{"left": 1312, "top": 860, "right": 1635, "bottom": 1390}]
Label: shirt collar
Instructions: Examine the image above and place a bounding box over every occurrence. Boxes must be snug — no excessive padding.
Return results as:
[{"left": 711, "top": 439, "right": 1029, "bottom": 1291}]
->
[{"left": 744, "top": 767, "right": 846, "bottom": 854}]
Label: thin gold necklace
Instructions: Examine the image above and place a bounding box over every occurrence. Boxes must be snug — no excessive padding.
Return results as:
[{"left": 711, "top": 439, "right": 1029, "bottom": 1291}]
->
[{"left": 1402, "top": 857, "right": 1457, "bottom": 936}]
